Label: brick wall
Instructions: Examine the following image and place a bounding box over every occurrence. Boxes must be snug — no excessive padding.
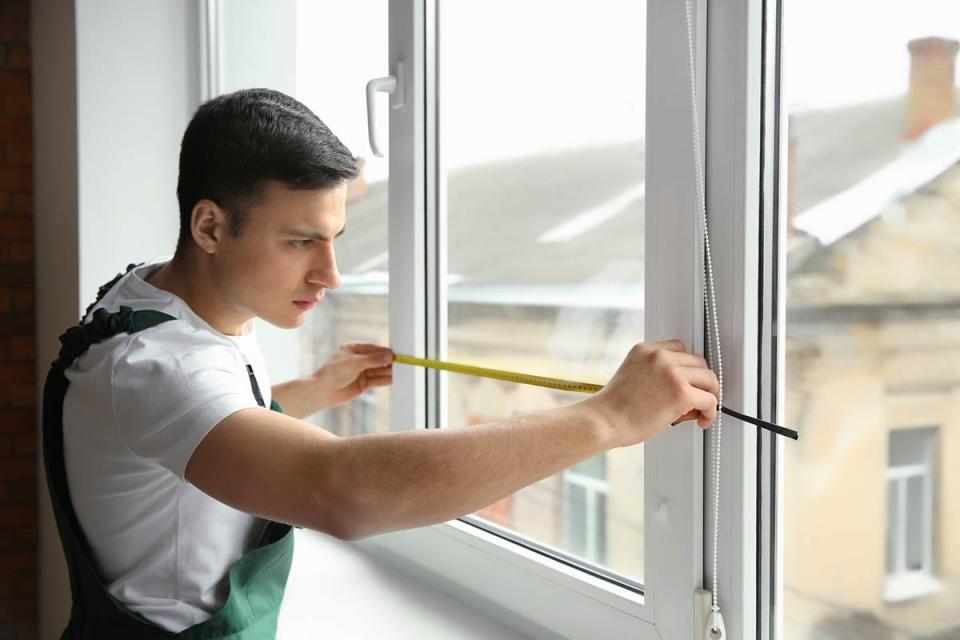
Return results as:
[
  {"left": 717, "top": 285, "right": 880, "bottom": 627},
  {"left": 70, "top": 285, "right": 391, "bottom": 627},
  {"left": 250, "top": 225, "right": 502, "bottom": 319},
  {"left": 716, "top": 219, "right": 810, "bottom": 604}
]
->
[{"left": 0, "top": 0, "right": 37, "bottom": 638}]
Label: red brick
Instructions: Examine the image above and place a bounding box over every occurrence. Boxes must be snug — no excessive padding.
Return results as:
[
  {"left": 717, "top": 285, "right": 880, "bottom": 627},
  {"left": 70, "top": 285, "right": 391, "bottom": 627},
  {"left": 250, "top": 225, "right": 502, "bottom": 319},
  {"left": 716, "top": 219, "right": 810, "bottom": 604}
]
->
[
  {"left": 0, "top": 166, "right": 30, "bottom": 191},
  {"left": 0, "top": 482, "right": 9, "bottom": 503},
  {"left": 0, "top": 240, "right": 31, "bottom": 264},
  {"left": 0, "top": 506, "right": 35, "bottom": 527},
  {"left": 10, "top": 193, "right": 28, "bottom": 216},
  {"left": 0, "top": 21, "right": 28, "bottom": 42},
  {"left": 6, "top": 46, "right": 28, "bottom": 71},
  {"left": 9, "top": 480, "right": 34, "bottom": 507},
  {"left": 0, "top": 529, "right": 11, "bottom": 550},
  {"left": 0, "top": 314, "right": 34, "bottom": 336},
  {"left": 0, "top": 410, "right": 33, "bottom": 432},
  {"left": 14, "top": 571, "right": 36, "bottom": 597},
  {"left": 0, "top": 116, "right": 29, "bottom": 143},
  {"left": 0, "top": 595, "right": 36, "bottom": 619},
  {"left": 0, "top": 433, "right": 10, "bottom": 455},
  {"left": 0, "top": 288, "right": 9, "bottom": 311},
  {"left": 0, "top": 72, "right": 26, "bottom": 94},
  {"left": 5, "top": 385, "right": 34, "bottom": 408},
  {"left": 0, "top": 217, "right": 30, "bottom": 238},
  {"left": 12, "top": 433, "right": 34, "bottom": 455},
  {"left": 1, "top": 2, "right": 29, "bottom": 23},
  {"left": 12, "top": 526, "right": 35, "bottom": 548},
  {"left": 8, "top": 336, "right": 32, "bottom": 359},
  {"left": 3, "top": 142, "right": 31, "bottom": 166},
  {"left": 20, "top": 620, "right": 40, "bottom": 640},
  {"left": 12, "top": 289, "right": 32, "bottom": 312},
  {"left": 0, "top": 572, "right": 11, "bottom": 596},
  {"left": 3, "top": 93, "right": 30, "bottom": 118},
  {"left": 0, "top": 193, "right": 9, "bottom": 214},
  {"left": 0, "top": 459, "right": 32, "bottom": 479},
  {"left": 0, "top": 363, "right": 33, "bottom": 384}
]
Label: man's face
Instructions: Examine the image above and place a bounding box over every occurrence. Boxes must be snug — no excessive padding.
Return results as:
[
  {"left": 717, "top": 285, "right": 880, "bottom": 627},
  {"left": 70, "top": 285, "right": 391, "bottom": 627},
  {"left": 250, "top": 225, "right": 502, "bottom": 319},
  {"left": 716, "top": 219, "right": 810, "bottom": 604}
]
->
[{"left": 215, "top": 180, "right": 346, "bottom": 330}]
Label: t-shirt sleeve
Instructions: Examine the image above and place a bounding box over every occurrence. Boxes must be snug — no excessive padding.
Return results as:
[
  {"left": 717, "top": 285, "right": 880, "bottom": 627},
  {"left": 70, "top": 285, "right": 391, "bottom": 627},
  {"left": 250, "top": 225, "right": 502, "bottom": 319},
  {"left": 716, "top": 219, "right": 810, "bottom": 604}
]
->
[{"left": 111, "top": 326, "right": 260, "bottom": 482}]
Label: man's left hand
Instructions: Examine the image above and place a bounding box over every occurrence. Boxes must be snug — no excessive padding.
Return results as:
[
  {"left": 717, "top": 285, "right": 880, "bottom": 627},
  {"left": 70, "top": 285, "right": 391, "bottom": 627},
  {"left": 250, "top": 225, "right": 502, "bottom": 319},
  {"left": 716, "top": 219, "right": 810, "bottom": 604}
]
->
[{"left": 312, "top": 342, "right": 394, "bottom": 409}]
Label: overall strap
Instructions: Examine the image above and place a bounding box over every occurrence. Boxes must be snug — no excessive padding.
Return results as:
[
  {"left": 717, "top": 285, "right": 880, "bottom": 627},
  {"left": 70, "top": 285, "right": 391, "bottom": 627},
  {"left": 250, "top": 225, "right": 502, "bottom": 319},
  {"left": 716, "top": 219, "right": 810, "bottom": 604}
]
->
[
  {"left": 44, "top": 282, "right": 179, "bottom": 637},
  {"left": 44, "top": 263, "right": 293, "bottom": 639}
]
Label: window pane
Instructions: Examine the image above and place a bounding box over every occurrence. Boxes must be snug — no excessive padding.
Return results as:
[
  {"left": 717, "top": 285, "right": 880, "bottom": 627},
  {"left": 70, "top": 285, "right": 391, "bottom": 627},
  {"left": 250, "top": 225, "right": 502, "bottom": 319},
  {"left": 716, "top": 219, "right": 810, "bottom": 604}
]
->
[
  {"left": 889, "top": 427, "right": 935, "bottom": 467},
  {"left": 783, "top": 1, "right": 957, "bottom": 632},
  {"left": 294, "top": 1, "right": 393, "bottom": 435},
  {"left": 440, "top": 0, "right": 646, "bottom": 584},
  {"left": 566, "top": 483, "right": 588, "bottom": 559},
  {"left": 885, "top": 480, "right": 899, "bottom": 574},
  {"left": 906, "top": 475, "right": 926, "bottom": 572}
]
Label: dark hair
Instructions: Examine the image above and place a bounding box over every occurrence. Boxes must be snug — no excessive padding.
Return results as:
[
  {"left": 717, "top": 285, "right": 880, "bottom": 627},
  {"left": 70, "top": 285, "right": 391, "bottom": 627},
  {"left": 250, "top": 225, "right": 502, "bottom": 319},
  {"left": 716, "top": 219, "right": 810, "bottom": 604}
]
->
[{"left": 175, "top": 88, "right": 358, "bottom": 251}]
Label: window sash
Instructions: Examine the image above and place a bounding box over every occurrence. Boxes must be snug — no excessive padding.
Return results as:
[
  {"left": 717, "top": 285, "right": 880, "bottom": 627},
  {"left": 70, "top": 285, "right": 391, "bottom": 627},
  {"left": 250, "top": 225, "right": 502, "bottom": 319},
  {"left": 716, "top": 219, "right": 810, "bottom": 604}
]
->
[{"left": 364, "top": 0, "right": 715, "bottom": 637}]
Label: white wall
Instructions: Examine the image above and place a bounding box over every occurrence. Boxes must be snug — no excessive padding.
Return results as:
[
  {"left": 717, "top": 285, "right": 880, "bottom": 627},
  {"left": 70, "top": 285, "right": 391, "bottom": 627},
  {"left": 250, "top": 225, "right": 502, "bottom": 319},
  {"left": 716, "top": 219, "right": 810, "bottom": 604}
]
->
[{"left": 31, "top": 1, "right": 528, "bottom": 637}]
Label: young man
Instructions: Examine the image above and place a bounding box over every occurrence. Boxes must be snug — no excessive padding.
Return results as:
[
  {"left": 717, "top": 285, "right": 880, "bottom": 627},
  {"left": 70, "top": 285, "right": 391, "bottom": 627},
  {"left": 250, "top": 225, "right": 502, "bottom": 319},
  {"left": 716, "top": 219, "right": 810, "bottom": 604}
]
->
[{"left": 48, "top": 89, "right": 719, "bottom": 637}]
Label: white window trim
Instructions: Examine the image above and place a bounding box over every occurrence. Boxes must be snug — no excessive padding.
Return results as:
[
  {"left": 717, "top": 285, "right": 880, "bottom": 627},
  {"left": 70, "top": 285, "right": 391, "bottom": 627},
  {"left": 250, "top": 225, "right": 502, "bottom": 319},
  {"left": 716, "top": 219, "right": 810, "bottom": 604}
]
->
[{"left": 362, "top": 0, "right": 715, "bottom": 637}]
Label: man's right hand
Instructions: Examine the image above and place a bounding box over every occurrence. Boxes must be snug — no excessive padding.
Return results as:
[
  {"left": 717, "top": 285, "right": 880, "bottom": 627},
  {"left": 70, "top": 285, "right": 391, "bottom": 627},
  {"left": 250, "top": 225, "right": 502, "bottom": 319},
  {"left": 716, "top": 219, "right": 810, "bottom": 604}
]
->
[{"left": 584, "top": 339, "right": 719, "bottom": 449}]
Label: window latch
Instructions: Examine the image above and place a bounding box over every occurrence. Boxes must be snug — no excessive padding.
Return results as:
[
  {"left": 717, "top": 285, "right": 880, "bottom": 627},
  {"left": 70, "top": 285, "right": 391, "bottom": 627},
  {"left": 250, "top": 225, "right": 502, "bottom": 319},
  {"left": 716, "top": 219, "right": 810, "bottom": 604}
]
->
[{"left": 365, "top": 62, "right": 405, "bottom": 158}]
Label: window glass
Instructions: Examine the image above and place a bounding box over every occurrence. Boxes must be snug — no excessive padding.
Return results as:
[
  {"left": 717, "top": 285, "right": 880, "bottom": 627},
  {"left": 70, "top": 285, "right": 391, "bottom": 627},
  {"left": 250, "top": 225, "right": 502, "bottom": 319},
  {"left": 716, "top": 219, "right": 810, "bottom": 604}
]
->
[
  {"left": 295, "top": 0, "right": 393, "bottom": 435},
  {"left": 784, "top": 1, "right": 959, "bottom": 633},
  {"left": 440, "top": 0, "right": 646, "bottom": 583}
]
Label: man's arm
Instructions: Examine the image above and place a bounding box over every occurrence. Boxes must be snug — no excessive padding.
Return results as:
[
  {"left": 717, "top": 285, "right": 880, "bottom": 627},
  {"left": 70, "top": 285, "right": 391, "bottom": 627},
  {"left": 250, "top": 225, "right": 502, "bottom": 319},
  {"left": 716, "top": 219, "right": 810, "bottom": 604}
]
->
[
  {"left": 187, "top": 340, "right": 719, "bottom": 541},
  {"left": 186, "top": 401, "right": 609, "bottom": 540}
]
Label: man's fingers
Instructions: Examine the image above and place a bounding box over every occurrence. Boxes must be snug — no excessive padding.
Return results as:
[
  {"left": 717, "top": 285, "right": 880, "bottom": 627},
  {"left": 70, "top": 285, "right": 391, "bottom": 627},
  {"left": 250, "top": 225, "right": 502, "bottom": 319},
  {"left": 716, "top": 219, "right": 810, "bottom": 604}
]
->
[
  {"left": 685, "top": 387, "right": 719, "bottom": 426},
  {"left": 367, "top": 376, "right": 393, "bottom": 388},
  {"left": 673, "top": 352, "right": 709, "bottom": 368},
  {"left": 671, "top": 409, "right": 701, "bottom": 426},
  {"left": 679, "top": 366, "right": 719, "bottom": 396},
  {"left": 344, "top": 343, "right": 394, "bottom": 362},
  {"left": 653, "top": 339, "right": 687, "bottom": 353}
]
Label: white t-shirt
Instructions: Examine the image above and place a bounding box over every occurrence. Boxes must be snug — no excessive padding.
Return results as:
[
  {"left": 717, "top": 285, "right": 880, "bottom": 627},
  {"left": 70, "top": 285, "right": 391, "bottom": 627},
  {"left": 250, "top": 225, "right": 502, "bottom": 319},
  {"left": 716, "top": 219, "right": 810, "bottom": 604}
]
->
[{"left": 62, "top": 257, "right": 275, "bottom": 633}]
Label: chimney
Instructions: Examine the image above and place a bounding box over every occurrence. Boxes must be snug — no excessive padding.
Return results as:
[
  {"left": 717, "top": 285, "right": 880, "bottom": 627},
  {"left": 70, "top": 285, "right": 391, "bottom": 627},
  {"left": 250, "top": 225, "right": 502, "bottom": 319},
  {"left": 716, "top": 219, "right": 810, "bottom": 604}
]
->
[{"left": 902, "top": 36, "right": 959, "bottom": 140}]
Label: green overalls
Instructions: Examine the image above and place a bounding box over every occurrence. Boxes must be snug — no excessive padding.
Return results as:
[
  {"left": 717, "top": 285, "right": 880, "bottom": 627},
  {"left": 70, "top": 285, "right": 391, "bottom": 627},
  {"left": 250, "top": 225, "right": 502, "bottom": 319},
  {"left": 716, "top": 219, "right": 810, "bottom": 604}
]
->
[{"left": 42, "top": 264, "right": 295, "bottom": 639}]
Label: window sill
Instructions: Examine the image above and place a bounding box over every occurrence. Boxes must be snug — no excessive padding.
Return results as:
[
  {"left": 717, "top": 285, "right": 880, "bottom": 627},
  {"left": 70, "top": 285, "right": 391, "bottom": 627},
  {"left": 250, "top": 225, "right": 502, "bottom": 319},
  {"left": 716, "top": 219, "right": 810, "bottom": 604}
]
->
[
  {"left": 357, "top": 518, "right": 659, "bottom": 639},
  {"left": 883, "top": 572, "right": 943, "bottom": 603}
]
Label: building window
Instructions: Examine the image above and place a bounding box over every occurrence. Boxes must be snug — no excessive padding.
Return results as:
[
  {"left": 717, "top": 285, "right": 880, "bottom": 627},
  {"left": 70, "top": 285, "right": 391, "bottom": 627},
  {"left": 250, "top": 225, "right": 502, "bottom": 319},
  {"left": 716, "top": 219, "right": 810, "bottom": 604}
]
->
[
  {"left": 884, "top": 426, "right": 940, "bottom": 602},
  {"left": 562, "top": 454, "right": 609, "bottom": 565}
]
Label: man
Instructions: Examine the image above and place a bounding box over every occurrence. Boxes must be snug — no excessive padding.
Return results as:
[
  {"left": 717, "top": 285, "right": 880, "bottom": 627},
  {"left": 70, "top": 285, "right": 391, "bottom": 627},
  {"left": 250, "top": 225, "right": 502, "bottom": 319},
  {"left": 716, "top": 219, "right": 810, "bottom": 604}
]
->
[{"left": 47, "top": 88, "right": 719, "bottom": 638}]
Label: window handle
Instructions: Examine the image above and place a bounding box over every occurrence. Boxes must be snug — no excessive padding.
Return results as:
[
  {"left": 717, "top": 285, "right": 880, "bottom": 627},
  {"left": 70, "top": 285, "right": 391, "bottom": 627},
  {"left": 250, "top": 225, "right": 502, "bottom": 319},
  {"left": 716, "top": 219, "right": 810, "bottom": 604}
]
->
[{"left": 365, "top": 62, "right": 405, "bottom": 158}]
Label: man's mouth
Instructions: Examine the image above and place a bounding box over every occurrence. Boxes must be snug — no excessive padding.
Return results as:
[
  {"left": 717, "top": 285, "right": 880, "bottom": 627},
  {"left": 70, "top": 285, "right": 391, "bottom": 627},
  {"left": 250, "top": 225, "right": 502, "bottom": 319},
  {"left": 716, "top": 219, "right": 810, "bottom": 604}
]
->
[{"left": 293, "top": 292, "right": 324, "bottom": 310}]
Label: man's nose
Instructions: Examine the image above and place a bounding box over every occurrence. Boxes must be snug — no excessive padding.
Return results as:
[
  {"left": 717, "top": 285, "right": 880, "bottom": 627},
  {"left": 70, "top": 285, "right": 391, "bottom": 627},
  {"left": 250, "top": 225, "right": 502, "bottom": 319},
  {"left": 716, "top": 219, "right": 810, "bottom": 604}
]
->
[{"left": 306, "top": 247, "right": 341, "bottom": 290}]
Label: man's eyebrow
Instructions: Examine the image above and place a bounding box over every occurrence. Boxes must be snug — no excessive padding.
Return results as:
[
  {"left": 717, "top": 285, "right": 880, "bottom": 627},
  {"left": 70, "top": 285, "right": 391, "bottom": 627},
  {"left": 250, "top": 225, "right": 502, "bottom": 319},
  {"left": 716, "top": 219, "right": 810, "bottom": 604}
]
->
[{"left": 280, "top": 225, "right": 346, "bottom": 241}]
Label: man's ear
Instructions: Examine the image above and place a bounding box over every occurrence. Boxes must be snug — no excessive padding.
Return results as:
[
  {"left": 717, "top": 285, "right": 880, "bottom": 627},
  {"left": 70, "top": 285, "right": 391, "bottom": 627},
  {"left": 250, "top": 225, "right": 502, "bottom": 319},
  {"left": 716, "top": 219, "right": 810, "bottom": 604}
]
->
[{"left": 190, "top": 199, "right": 229, "bottom": 254}]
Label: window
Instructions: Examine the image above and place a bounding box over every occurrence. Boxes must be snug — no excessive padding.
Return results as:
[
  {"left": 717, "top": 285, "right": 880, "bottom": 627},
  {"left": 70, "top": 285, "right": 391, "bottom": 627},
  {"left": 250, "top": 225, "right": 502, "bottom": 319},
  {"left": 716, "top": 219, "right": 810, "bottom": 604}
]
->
[
  {"left": 885, "top": 427, "right": 939, "bottom": 602},
  {"left": 562, "top": 455, "right": 610, "bottom": 566},
  {"left": 780, "top": 1, "right": 960, "bottom": 637},
  {"left": 438, "top": 0, "right": 646, "bottom": 585},
  {"left": 355, "top": 1, "right": 709, "bottom": 637}
]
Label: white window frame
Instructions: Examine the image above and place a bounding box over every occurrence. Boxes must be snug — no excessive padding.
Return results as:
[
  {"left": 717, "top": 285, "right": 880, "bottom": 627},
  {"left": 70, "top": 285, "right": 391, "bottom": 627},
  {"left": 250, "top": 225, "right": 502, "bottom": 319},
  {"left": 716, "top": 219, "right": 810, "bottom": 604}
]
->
[{"left": 357, "top": 0, "right": 719, "bottom": 638}]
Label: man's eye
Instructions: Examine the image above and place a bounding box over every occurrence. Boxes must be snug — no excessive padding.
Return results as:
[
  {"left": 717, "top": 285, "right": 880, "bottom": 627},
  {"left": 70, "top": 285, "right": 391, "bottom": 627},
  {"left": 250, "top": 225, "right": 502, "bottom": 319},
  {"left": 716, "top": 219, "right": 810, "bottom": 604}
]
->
[{"left": 290, "top": 239, "right": 313, "bottom": 249}]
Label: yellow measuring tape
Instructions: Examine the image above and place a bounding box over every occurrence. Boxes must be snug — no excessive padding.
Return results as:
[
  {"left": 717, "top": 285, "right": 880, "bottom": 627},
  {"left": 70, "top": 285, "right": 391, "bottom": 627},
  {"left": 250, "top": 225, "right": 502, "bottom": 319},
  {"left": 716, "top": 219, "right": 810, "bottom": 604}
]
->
[
  {"left": 393, "top": 354, "right": 604, "bottom": 395},
  {"left": 393, "top": 353, "right": 799, "bottom": 440}
]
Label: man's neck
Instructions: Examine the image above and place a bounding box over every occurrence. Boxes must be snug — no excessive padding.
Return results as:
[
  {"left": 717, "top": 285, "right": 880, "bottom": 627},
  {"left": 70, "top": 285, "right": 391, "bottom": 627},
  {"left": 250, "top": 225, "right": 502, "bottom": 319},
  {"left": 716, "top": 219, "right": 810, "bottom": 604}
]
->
[{"left": 145, "top": 252, "right": 251, "bottom": 336}]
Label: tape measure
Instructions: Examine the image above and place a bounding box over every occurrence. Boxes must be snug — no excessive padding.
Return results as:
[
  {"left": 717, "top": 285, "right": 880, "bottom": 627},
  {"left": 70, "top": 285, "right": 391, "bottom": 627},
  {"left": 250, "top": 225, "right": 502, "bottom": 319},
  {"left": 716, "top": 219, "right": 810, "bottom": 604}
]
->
[
  {"left": 393, "top": 353, "right": 799, "bottom": 440},
  {"left": 393, "top": 354, "right": 604, "bottom": 395}
]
